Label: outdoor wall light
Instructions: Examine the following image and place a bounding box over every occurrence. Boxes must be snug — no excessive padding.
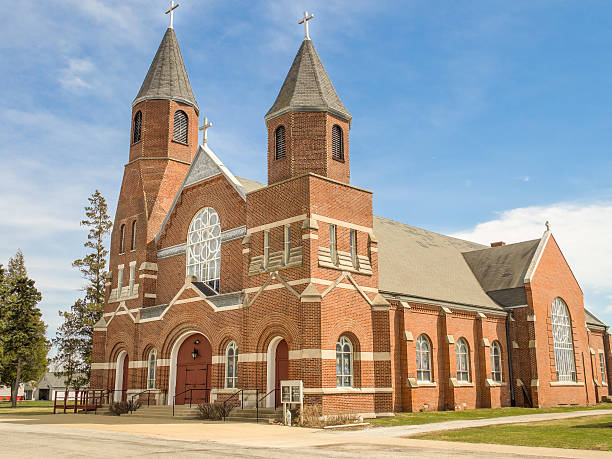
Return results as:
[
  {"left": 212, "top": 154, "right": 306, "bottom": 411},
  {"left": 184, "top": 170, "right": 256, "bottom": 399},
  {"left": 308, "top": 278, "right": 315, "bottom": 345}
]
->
[{"left": 192, "top": 348, "right": 199, "bottom": 359}]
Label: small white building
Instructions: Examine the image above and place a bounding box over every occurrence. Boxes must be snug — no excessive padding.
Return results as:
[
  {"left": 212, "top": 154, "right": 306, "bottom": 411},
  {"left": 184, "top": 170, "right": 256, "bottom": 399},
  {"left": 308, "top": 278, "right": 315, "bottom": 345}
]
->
[
  {"left": 0, "top": 382, "right": 35, "bottom": 401},
  {"left": 34, "top": 372, "right": 70, "bottom": 401}
]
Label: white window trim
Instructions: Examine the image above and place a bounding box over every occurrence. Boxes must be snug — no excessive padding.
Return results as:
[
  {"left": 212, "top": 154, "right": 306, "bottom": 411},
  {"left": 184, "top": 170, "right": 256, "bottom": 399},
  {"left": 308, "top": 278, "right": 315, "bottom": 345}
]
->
[
  {"left": 490, "top": 341, "right": 503, "bottom": 382},
  {"left": 329, "top": 224, "right": 338, "bottom": 266},
  {"left": 284, "top": 225, "right": 291, "bottom": 266},
  {"left": 225, "top": 342, "right": 238, "bottom": 389},
  {"left": 336, "top": 336, "right": 353, "bottom": 388},
  {"left": 456, "top": 338, "right": 471, "bottom": 382},
  {"left": 263, "top": 230, "right": 270, "bottom": 269},
  {"left": 416, "top": 334, "right": 432, "bottom": 383},
  {"left": 147, "top": 349, "right": 157, "bottom": 390}
]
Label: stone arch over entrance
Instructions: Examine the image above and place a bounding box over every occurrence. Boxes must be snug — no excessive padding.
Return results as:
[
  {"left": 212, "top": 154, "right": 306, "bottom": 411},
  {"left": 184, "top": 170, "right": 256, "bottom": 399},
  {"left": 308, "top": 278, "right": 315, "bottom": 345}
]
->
[
  {"left": 266, "top": 336, "right": 288, "bottom": 408},
  {"left": 113, "top": 350, "right": 128, "bottom": 402},
  {"left": 167, "top": 330, "right": 212, "bottom": 405}
]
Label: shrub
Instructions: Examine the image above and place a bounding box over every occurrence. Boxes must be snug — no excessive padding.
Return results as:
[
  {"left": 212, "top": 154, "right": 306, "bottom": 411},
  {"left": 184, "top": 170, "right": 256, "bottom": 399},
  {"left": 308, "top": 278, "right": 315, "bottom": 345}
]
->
[
  {"left": 108, "top": 399, "right": 141, "bottom": 416},
  {"left": 299, "top": 404, "right": 360, "bottom": 428},
  {"left": 197, "top": 402, "right": 233, "bottom": 420}
]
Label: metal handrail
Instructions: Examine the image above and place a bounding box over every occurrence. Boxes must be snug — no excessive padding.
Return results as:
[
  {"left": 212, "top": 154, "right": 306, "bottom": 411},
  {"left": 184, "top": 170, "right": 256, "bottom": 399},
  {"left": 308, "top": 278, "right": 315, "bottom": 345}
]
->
[
  {"left": 255, "top": 388, "right": 279, "bottom": 423},
  {"left": 222, "top": 389, "right": 244, "bottom": 421},
  {"left": 173, "top": 388, "right": 210, "bottom": 416},
  {"left": 130, "top": 388, "right": 164, "bottom": 407}
]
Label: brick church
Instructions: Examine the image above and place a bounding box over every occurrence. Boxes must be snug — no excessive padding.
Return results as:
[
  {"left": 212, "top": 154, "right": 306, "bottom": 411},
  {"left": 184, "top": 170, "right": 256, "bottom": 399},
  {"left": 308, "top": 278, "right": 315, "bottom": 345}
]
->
[{"left": 91, "top": 15, "right": 611, "bottom": 416}]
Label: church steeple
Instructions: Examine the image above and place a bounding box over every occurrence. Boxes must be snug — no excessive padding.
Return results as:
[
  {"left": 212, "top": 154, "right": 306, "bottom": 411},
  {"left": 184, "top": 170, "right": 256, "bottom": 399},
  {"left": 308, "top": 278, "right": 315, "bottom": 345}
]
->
[
  {"left": 266, "top": 16, "right": 352, "bottom": 186},
  {"left": 133, "top": 27, "right": 199, "bottom": 114}
]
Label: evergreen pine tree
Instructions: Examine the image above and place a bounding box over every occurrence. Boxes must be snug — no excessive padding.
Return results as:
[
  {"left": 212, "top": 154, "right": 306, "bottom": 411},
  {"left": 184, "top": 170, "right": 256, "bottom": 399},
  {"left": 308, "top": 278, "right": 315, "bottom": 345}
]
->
[
  {"left": 54, "top": 190, "right": 112, "bottom": 388},
  {"left": 0, "top": 251, "right": 48, "bottom": 407}
]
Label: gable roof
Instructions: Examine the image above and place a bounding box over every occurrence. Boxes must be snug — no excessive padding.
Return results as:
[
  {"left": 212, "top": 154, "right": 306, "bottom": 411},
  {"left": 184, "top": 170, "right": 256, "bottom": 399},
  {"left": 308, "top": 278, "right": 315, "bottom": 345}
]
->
[
  {"left": 463, "top": 240, "right": 540, "bottom": 293},
  {"left": 585, "top": 309, "right": 607, "bottom": 329},
  {"left": 265, "top": 39, "right": 351, "bottom": 123},
  {"left": 133, "top": 28, "right": 199, "bottom": 114},
  {"left": 236, "top": 176, "right": 266, "bottom": 193},
  {"left": 374, "top": 216, "right": 503, "bottom": 311}
]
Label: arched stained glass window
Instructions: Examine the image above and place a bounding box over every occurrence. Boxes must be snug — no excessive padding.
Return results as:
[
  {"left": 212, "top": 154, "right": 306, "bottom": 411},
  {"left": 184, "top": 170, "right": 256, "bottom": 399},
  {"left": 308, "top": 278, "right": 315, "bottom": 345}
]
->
[
  {"left": 551, "top": 298, "right": 576, "bottom": 382},
  {"left": 173, "top": 110, "right": 188, "bottom": 144},
  {"left": 147, "top": 349, "right": 157, "bottom": 389},
  {"left": 225, "top": 342, "right": 238, "bottom": 388},
  {"left": 275, "top": 125, "right": 286, "bottom": 159},
  {"left": 456, "top": 338, "right": 470, "bottom": 382},
  {"left": 332, "top": 125, "right": 344, "bottom": 160},
  {"left": 186, "top": 207, "right": 221, "bottom": 292},
  {"left": 336, "top": 336, "right": 353, "bottom": 387},
  {"left": 490, "top": 341, "right": 502, "bottom": 382},
  {"left": 133, "top": 111, "right": 142, "bottom": 143},
  {"left": 416, "top": 334, "right": 432, "bottom": 382}
]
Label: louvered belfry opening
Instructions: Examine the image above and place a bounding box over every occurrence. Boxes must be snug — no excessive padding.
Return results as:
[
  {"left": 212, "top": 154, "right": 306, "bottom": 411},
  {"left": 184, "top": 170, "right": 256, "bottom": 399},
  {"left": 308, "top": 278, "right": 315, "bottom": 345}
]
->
[
  {"left": 133, "top": 111, "right": 142, "bottom": 143},
  {"left": 275, "top": 125, "right": 286, "bottom": 159},
  {"left": 332, "top": 124, "right": 344, "bottom": 160},
  {"left": 173, "top": 110, "right": 188, "bottom": 144}
]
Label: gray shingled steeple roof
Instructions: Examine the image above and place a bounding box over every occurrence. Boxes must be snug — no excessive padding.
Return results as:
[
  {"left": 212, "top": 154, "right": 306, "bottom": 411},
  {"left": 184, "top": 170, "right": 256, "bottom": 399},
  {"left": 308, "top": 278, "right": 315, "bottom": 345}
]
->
[
  {"left": 133, "top": 28, "right": 199, "bottom": 114},
  {"left": 265, "top": 39, "right": 351, "bottom": 122}
]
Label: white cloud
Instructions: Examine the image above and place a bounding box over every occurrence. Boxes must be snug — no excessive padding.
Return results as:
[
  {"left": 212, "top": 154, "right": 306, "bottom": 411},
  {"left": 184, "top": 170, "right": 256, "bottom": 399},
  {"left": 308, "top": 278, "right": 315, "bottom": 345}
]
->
[
  {"left": 451, "top": 201, "right": 612, "bottom": 323},
  {"left": 60, "top": 58, "right": 96, "bottom": 90}
]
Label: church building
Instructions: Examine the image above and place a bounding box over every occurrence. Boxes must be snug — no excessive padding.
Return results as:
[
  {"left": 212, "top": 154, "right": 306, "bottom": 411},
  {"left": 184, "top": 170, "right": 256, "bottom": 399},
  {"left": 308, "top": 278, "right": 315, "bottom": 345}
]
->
[{"left": 91, "top": 11, "right": 611, "bottom": 416}]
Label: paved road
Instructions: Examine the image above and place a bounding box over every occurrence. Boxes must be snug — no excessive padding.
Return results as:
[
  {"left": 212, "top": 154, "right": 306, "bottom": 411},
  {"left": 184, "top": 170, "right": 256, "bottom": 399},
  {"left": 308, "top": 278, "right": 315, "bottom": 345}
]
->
[{"left": 0, "top": 411, "right": 610, "bottom": 458}]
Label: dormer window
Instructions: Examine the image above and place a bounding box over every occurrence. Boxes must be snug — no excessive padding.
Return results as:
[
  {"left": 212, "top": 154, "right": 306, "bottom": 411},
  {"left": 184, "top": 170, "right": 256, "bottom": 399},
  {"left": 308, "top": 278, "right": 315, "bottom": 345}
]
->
[
  {"left": 332, "top": 125, "right": 344, "bottom": 160},
  {"left": 275, "top": 126, "right": 286, "bottom": 159},
  {"left": 133, "top": 111, "right": 142, "bottom": 143},
  {"left": 173, "top": 110, "right": 188, "bottom": 144}
]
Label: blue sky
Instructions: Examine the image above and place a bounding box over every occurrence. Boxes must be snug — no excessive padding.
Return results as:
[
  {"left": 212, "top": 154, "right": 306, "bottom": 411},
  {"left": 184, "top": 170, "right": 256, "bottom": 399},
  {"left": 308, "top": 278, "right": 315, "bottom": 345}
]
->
[{"left": 1, "top": 0, "right": 611, "bottom": 340}]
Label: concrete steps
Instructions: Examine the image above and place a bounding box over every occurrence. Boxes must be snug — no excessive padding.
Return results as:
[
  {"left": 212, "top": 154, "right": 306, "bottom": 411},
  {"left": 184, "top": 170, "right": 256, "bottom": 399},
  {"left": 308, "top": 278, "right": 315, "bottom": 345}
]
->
[
  {"left": 225, "top": 408, "right": 283, "bottom": 423},
  {"left": 127, "top": 405, "right": 200, "bottom": 420}
]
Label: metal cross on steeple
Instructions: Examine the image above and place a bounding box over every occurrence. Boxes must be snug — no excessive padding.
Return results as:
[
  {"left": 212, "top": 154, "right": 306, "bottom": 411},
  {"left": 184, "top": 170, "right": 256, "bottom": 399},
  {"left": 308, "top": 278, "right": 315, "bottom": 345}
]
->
[
  {"left": 298, "top": 11, "right": 314, "bottom": 40},
  {"left": 199, "top": 117, "right": 212, "bottom": 145},
  {"left": 165, "top": 1, "right": 179, "bottom": 29}
]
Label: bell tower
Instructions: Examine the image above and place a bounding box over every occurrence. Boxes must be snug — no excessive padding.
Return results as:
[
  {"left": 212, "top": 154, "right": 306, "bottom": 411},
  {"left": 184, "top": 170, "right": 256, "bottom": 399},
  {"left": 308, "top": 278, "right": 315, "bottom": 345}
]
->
[{"left": 265, "top": 13, "right": 352, "bottom": 185}]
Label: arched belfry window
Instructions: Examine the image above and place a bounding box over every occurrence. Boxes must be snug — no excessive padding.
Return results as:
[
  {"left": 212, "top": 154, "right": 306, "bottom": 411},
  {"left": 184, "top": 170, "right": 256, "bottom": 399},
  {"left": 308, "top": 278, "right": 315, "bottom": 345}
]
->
[
  {"left": 275, "top": 125, "right": 286, "bottom": 159},
  {"left": 119, "top": 224, "right": 126, "bottom": 254},
  {"left": 416, "top": 334, "right": 432, "bottom": 382},
  {"left": 336, "top": 336, "right": 353, "bottom": 387},
  {"left": 551, "top": 297, "right": 576, "bottom": 381},
  {"left": 186, "top": 207, "right": 221, "bottom": 292},
  {"left": 133, "top": 111, "right": 142, "bottom": 143},
  {"left": 130, "top": 220, "right": 137, "bottom": 251},
  {"left": 225, "top": 341, "right": 238, "bottom": 388},
  {"left": 332, "top": 125, "right": 344, "bottom": 160},
  {"left": 173, "top": 110, "right": 188, "bottom": 144}
]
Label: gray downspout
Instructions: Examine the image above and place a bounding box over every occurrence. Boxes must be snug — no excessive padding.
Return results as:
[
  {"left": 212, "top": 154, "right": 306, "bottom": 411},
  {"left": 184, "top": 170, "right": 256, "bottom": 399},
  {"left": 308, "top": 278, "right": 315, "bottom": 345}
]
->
[
  {"left": 505, "top": 313, "right": 516, "bottom": 406},
  {"left": 604, "top": 326, "right": 611, "bottom": 396}
]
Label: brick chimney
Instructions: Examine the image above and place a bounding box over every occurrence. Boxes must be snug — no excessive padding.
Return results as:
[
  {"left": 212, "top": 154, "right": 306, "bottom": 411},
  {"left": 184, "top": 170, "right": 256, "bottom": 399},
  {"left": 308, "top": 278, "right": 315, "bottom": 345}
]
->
[{"left": 491, "top": 241, "right": 506, "bottom": 247}]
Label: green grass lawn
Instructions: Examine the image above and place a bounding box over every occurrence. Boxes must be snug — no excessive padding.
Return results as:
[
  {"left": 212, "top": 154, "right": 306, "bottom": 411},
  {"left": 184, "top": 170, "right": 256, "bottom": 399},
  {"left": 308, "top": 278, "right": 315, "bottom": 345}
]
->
[
  {"left": 415, "top": 413, "right": 612, "bottom": 451},
  {"left": 370, "top": 403, "right": 612, "bottom": 427},
  {"left": 0, "top": 400, "right": 54, "bottom": 415}
]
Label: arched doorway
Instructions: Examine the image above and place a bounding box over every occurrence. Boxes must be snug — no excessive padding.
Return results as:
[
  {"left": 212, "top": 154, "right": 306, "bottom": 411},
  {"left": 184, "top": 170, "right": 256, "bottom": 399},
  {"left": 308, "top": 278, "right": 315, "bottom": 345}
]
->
[
  {"left": 266, "top": 337, "right": 288, "bottom": 407},
  {"left": 114, "top": 350, "right": 129, "bottom": 402},
  {"left": 174, "top": 333, "right": 211, "bottom": 405}
]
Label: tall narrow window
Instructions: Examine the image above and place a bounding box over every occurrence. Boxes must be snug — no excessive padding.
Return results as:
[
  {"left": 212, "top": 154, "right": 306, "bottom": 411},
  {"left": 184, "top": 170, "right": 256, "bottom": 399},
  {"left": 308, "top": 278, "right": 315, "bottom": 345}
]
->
[
  {"left": 263, "top": 231, "right": 270, "bottom": 269},
  {"left": 284, "top": 225, "right": 291, "bottom": 265},
  {"left": 275, "top": 126, "right": 286, "bottom": 159},
  {"left": 350, "top": 229, "right": 358, "bottom": 269},
  {"left": 119, "top": 224, "right": 126, "bottom": 254},
  {"left": 600, "top": 352, "right": 606, "bottom": 384},
  {"left": 490, "top": 341, "right": 502, "bottom": 382},
  {"left": 225, "top": 342, "right": 238, "bottom": 389},
  {"left": 128, "top": 262, "right": 136, "bottom": 296},
  {"left": 186, "top": 207, "right": 221, "bottom": 292},
  {"left": 456, "top": 338, "right": 470, "bottom": 382},
  {"left": 131, "top": 220, "right": 137, "bottom": 251},
  {"left": 551, "top": 298, "right": 576, "bottom": 382},
  {"left": 133, "top": 111, "right": 142, "bottom": 143},
  {"left": 336, "top": 336, "right": 353, "bottom": 387},
  {"left": 117, "top": 265, "right": 124, "bottom": 294},
  {"left": 173, "top": 110, "right": 188, "bottom": 144},
  {"left": 416, "top": 334, "right": 432, "bottom": 382},
  {"left": 147, "top": 349, "right": 157, "bottom": 389},
  {"left": 329, "top": 224, "right": 337, "bottom": 265},
  {"left": 332, "top": 125, "right": 344, "bottom": 160}
]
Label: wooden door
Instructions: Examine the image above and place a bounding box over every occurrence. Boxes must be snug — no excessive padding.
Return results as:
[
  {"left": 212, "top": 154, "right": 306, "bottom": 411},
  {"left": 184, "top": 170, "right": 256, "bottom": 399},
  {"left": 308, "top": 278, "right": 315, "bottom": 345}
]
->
[
  {"left": 275, "top": 340, "right": 288, "bottom": 407},
  {"left": 175, "top": 334, "right": 211, "bottom": 405}
]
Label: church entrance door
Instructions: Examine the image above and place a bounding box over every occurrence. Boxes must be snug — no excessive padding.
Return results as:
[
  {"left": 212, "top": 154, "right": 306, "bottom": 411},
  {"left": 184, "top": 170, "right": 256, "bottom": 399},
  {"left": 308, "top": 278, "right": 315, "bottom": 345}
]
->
[
  {"left": 275, "top": 339, "right": 288, "bottom": 407},
  {"left": 175, "top": 333, "right": 211, "bottom": 405}
]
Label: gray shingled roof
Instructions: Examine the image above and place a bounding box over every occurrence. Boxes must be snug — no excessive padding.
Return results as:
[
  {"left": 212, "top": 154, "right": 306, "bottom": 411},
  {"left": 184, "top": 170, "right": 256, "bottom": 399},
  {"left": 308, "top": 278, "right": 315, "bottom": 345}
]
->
[
  {"left": 133, "top": 28, "right": 199, "bottom": 114},
  {"left": 585, "top": 309, "right": 607, "bottom": 328},
  {"left": 265, "top": 40, "right": 351, "bottom": 122},
  {"left": 236, "top": 177, "right": 266, "bottom": 193},
  {"left": 374, "top": 216, "right": 503, "bottom": 311},
  {"left": 462, "top": 240, "right": 540, "bottom": 294}
]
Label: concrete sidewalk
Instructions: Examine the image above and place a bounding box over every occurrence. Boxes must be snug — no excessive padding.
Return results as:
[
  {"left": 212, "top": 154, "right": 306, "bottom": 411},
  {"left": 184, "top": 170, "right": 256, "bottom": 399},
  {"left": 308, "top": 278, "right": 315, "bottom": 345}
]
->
[{"left": 346, "top": 408, "right": 612, "bottom": 438}]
